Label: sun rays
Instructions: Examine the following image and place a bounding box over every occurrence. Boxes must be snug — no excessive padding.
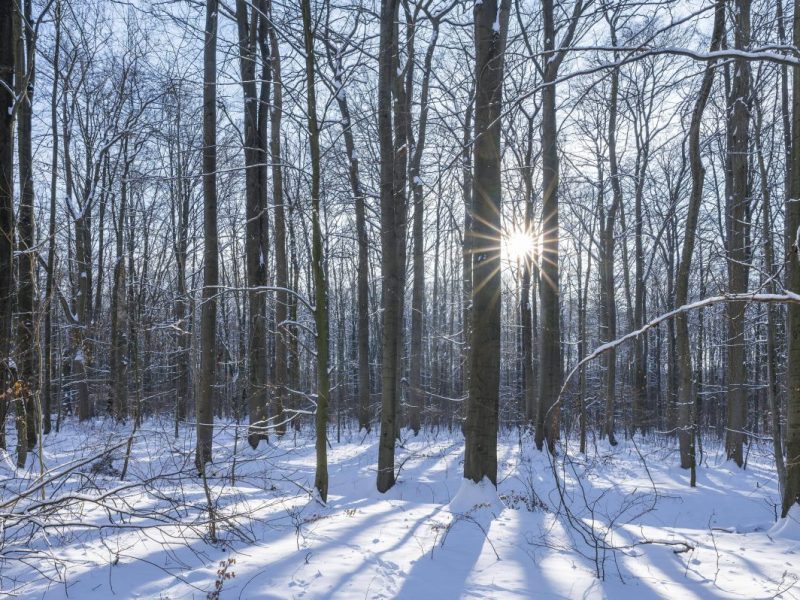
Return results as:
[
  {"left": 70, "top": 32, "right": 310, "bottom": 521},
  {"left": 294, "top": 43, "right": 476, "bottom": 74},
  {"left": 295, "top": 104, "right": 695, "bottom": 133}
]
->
[
  {"left": 466, "top": 207, "right": 558, "bottom": 301},
  {"left": 503, "top": 227, "right": 536, "bottom": 264}
]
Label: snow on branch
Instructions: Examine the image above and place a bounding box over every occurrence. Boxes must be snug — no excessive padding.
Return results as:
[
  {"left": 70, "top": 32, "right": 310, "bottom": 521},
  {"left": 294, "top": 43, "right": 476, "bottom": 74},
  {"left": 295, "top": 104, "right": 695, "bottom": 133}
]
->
[{"left": 560, "top": 292, "right": 800, "bottom": 401}]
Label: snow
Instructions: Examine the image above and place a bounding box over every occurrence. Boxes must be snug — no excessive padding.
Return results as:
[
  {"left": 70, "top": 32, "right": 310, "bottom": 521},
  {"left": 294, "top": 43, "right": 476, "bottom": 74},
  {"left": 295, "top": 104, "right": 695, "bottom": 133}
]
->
[
  {"left": 769, "top": 504, "right": 800, "bottom": 541},
  {"left": 449, "top": 476, "right": 504, "bottom": 515},
  {"left": 0, "top": 421, "right": 796, "bottom": 599},
  {"left": 795, "top": 221, "right": 800, "bottom": 256}
]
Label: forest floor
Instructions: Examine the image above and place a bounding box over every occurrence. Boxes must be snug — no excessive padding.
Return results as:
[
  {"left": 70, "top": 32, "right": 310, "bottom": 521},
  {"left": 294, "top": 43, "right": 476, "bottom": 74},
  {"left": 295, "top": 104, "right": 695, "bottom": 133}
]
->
[{"left": 0, "top": 419, "right": 798, "bottom": 599}]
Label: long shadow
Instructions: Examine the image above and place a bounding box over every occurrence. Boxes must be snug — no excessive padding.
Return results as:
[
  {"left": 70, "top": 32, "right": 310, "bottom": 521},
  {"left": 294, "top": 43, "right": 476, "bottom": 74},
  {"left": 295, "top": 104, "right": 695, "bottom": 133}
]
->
[
  {"left": 390, "top": 509, "right": 492, "bottom": 599},
  {"left": 235, "top": 500, "right": 446, "bottom": 598},
  {"left": 506, "top": 508, "right": 595, "bottom": 599}
]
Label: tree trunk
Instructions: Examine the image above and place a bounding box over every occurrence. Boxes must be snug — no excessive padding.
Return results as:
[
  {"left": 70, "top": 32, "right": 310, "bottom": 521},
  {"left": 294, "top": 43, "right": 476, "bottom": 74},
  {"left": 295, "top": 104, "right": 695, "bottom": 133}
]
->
[
  {"left": 377, "top": 0, "right": 400, "bottom": 493},
  {"left": 536, "top": 0, "right": 563, "bottom": 454},
  {"left": 724, "top": 0, "right": 752, "bottom": 468},
  {"left": 391, "top": 13, "right": 409, "bottom": 436},
  {"left": 0, "top": 0, "right": 13, "bottom": 452},
  {"left": 602, "top": 23, "right": 621, "bottom": 446},
  {"left": 196, "top": 0, "right": 219, "bottom": 472},
  {"left": 301, "top": 0, "right": 330, "bottom": 502},
  {"left": 267, "top": 7, "right": 288, "bottom": 437},
  {"left": 632, "top": 113, "right": 649, "bottom": 434},
  {"left": 15, "top": 0, "right": 37, "bottom": 458},
  {"left": 110, "top": 140, "right": 130, "bottom": 422},
  {"left": 675, "top": 0, "right": 724, "bottom": 470},
  {"left": 171, "top": 89, "right": 191, "bottom": 431},
  {"left": 782, "top": 0, "right": 800, "bottom": 518},
  {"left": 43, "top": 0, "right": 61, "bottom": 436},
  {"left": 328, "top": 39, "right": 371, "bottom": 433},
  {"left": 461, "top": 89, "right": 474, "bottom": 399},
  {"left": 521, "top": 116, "right": 536, "bottom": 426},
  {"left": 408, "top": 15, "right": 439, "bottom": 435},
  {"left": 236, "top": 0, "right": 271, "bottom": 448},
  {"left": 463, "top": 0, "right": 509, "bottom": 486}
]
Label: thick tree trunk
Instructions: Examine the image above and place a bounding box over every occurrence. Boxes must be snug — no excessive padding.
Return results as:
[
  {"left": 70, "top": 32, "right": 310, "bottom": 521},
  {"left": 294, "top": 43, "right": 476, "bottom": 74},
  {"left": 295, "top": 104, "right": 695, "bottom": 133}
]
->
[
  {"left": 463, "top": 0, "right": 509, "bottom": 486},
  {"left": 15, "top": 0, "right": 36, "bottom": 459},
  {"left": 782, "top": 0, "right": 800, "bottom": 518},
  {"left": 74, "top": 212, "right": 91, "bottom": 422},
  {"left": 391, "top": 15, "right": 409, "bottom": 436},
  {"left": 236, "top": 0, "right": 271, "bottom": 448},
  {"left": 536, "top": 0, "right": 562, "bottom": 454},
  {"left": 0, "top": 0, "right": 13, "bottom": 452},
  {"left": 724, "top": 0, "right": 752, "bottom": 468},
  {"left": 196, "top": 0, "right": 219, "bottom": 472},
  {"left": 377, "top": 0, "right": 400, "bottom": 493}
]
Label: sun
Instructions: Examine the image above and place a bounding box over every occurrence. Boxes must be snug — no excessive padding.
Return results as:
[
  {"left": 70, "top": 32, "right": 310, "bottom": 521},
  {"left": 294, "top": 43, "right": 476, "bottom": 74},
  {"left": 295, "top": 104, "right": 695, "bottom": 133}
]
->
[{"left": 503, "top": 227, "right": 535, "bottom": 264}]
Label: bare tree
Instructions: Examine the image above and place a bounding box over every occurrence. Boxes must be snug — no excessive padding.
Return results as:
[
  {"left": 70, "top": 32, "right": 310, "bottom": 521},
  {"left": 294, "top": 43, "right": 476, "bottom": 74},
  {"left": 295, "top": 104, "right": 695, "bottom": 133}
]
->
[
  {"left": 0, "top": 0, "right": 15, "bottom": 452},
  {"left": 724, "top": 0, "right": 753, "bottom": 468},
  {"left": 675, "top": 0, "right": 725, "bottom": 472},
  {"left": 196, "top": 0, "right": 219, "bottom": 472},
  {"left": 536, "top": 0, "right": 585, "bottom": 454},
  {"left": 235, "top": 0, "right": 271, "bottom": 448},
  {"left": 463, "top": 0, "right": 510, "bottom": 485},
  {"left": 301, "top": 0, "right": 330, "bottom": 502},
  {"left": 377, "top": 0, "right": 401, "bottom": 493},
  {"left": 782, "top": 0, "right": 800, "bottom": 517}
]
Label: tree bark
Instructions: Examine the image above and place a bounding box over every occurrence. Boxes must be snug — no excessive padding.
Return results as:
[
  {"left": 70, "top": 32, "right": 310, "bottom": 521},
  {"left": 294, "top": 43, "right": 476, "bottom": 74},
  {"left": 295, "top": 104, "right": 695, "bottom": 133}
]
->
[
  {"left": 196, "top": 0, "right": 219, "bottom": 472},
  {"left": 236, "top": 0, "right": 271, "bottom": 448},
  {"left": 601, "top": 19, "right": 621, "bottom": 446},
  {"left": 15, "top": 0, "right": 37, "bottom": 458},
  {"left": 408, "top": 14, "right": 440, "bottom": 435},
  {"left": 675, "top": 0, "right": 724, "bottom": 470},
  {"left": 301, "top": 0, "right": 330, "bottom": 502},
  {"left": 110, "top": 140, "right": 130, "bottom": 422},
  {"left": 43, "top": 0, "right": 61, "bottom": 436},
  {"left": 521, "top": 116, "right": 536, "bottom": 426},
  {"left": 0, "top": 0, "right": 13, "bottom": 452},
  {"left": 464, "top": 0, "right": 509, "bottom": 486},
  {"left": 724, "top": 0, "right": 752, "bottom": 468},
  {"left": 782, "top": 0, "right": 800, "bottom": 518},
  {"left": 170, "top": 87, "right": 191, "bottom": 431},
  {"left": 267, "top": 6, "right": 288, "bottom": 437},
  {"left": 461, "top": 89, "right": 474, "bottom": 398},
  {"left": 377, "top": 0, "right": 400, "bottom": 493}
]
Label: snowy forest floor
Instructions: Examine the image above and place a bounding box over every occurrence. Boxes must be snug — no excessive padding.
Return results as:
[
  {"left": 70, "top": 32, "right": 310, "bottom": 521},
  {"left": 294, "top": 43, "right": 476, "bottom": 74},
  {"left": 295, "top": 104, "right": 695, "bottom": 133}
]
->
[{"left": 1, "top": 419, "right": 798, "bottom": 599}]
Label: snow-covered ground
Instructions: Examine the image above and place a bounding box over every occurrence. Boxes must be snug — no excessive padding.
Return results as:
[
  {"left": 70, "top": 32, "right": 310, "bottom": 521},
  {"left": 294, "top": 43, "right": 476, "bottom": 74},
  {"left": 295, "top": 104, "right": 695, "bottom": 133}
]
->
[{"left": 1, "top": 420, "right": 797, "bottom": 599}]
